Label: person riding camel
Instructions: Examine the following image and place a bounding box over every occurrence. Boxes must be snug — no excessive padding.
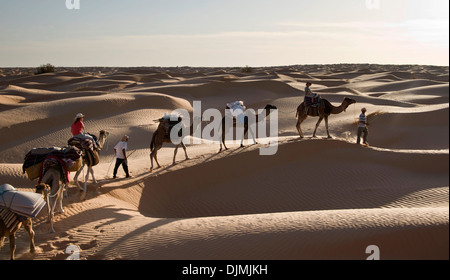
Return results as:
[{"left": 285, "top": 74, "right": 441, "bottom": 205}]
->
[
  {"left": 304, "top": 82, "right": 320, "bottom": 114},
  {"left": 71, "top": 113, "right": 99, "bottom": 149},
  {"left": 226, "top": 100, "right": 246, "bottom": 124}
]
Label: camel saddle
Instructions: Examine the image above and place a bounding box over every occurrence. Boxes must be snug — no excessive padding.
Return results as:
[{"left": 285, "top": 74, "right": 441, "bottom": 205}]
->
[
  {"left": 306, "top": 106, "right": 320, "bottom": 116},
  {"left": 68, "top": 136, "right": 100, "bottom": 166},
  {"left": 305, "top": 95, "right": 321, "bottom": 116},
  {"left": 68, "top": 136, "right": 97, "bottom": 151}
]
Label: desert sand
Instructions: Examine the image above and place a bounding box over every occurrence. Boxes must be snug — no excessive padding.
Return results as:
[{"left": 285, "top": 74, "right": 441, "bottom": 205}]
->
[{"left": 0, "top": 64, "right": 448, "bottom": 260}]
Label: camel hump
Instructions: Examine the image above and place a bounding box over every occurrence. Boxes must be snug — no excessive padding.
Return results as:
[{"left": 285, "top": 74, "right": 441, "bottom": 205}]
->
[{"left": 159, "top": 116, "right": 182, "bottom": 125}]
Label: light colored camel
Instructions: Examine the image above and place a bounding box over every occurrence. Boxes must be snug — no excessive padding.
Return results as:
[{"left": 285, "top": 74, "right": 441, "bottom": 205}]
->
[
  {"left": 295, "top": 97, "right": 356, "bottom": 138},
  {"left": 39, "top": 167, "right": 66, "bottom": 232},
  {"left": 219, "top": 104, "right": 277, "bottom": 153},
  {"left": 150, "top": 117, "right": 201, "bottom": 171},
  {"left": 0, "top": 184, "right": 51, "bottom": 260},
  {"left": 73, "top": 130, "right": 109, "bottom": 194}
]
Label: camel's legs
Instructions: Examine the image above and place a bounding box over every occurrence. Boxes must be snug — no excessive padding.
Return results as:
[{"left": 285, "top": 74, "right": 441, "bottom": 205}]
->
[
  {"left": 82, "top": 166, "right": 91, "bottom": 193},
  {"left": 56, "top": 186, "right": 64, "bottom": 214},
  {"left": 173, "top": 142, "right": 189, "bottom": 164},
  {"left": 63, "top": 182, "right": 69, "bottom": 198},
  {"left": 237, "top": 123, "right": 245, "bottom": 147},
  {"left": 23, "top": 219, "right": 36, "bottom": 253},
  {"left": 9, "top": 234, "right": 16, "bottom": 260},
  {"left": 150, "top": 150, "right": 155, "bottom": 171},
  {"left": 154, "top": 150, "right": 161, "bottom": 169},
  {"left": 324, "top": 116, "right": 332, "bottom": 138},
  {"left": 45, "top": 194, "right": 56, "bottom": 233},
  {"left": 56, "top": 190, "right": 64, "bottom": 213},
  {"left": 181, "top": 142, "right": 189, "bottom": 160},
  {"left": 240, "top": 122, "right": 257, "bottom": 147},
  {"left": 173, "top": 145, "right": 179, "bottom": 165},
  {"left": 296, "top": 114, "right": 307, "bottom": 138},
  {"left": 90, "top": 167, "right": 97, "bottom": 183},
  {"left": 150, "top": 147, "right": 162, "bottom": 171},
  {"left": 219, "top": 126, "right": 229, "bottom": 152},
  {"left": 150, "top": 151, "right": 156, "bottom": 171},
  {"left": 249, "top": 125, "right": 257, "bottom": 145},
  {"left": 313, "top": 116, "right": 324, "bottom": 138},
  {"left": 73, "top": 166, "right": 83, "bottom": 189}
]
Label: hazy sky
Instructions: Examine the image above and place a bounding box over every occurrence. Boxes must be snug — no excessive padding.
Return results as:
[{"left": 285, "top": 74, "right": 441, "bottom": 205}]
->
[{"left": 0, "top": 0, "right": 448, "bottom": 67}]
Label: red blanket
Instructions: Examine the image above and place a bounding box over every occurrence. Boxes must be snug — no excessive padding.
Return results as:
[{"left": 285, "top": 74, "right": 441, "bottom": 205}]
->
[{"left": 38, "top": 155, "right": 70, "bottom": 184}]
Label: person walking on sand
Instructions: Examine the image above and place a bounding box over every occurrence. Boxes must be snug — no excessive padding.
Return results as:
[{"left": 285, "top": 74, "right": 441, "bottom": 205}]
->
[
  {"left": 113, "top": 135, "right": 130, "bottom": 179},
  {"left": 357, "top": 108, "right": 369, "bottom": 146}
]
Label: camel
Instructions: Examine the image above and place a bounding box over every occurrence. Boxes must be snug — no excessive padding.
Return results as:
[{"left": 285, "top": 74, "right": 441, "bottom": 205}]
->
[
  {"left": 0, "top": 184, "right": 51, "bottom": 260},
  {"left": 295, "top": 97, "right": 356, "bottom": 138},
  {"left": 72, "top": 130, "right": 109, "bottom": 194},
  {"left": 150, "top": 117, "right": 201, "bottom": 171},
  {"left": 40, "top": 167, "right": 66, "bottom": 232},
  {"left": 219, "top": 104, "right": 277, "bottom": 153}
]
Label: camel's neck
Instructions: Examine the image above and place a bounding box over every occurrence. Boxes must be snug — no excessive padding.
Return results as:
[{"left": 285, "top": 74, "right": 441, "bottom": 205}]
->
[
  {"left": 98, "top": 134, "right": 107, "bottom": 149},
  {"left": 330, "top": 101, "right": 350, "bottom": 114}
]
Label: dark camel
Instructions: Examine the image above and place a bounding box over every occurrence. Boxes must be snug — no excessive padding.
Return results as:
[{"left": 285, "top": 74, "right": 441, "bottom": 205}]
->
[
  {"left": 296, "top": 97, "right": 356, "bottom": 138},
  {"left": 150, "top": 117, "right": 201, "bottom": 171},
  {"left": 219, "top": 104, "right": 277, "bottom": 152}
]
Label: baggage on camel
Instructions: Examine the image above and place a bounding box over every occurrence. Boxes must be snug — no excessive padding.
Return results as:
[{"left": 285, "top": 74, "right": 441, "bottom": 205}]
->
[
  {"left": 67, "top": 136, "right": 100, "bottom": 167},
  {"left": 0, "top": 184, "right": 46, "bottom": 220},
  {"left": 22, "top": 146, "right": 82, "bottom": 180}
]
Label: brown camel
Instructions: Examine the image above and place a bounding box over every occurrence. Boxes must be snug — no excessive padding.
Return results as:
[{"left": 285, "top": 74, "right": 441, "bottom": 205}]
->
[
  {"left": 39, "top": 166, "right": 67, "bottom": 232},
  {"left": 150, "top": 117, "right": 201, "bottom": 171},
  {"left": 219, "top": 104, "right": 277, "bottom": 153},
  {"left": 296, "top": 97, "right": 356, "bottom": 138},
  {"left": 72, "top": 130, "right": 109, "bottom": 194},
  {"left": 0, "top": 184, "right": 51, "bottom": 260}
]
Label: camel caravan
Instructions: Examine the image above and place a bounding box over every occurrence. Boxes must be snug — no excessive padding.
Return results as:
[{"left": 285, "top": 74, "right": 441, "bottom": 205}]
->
[
  {"left": 1, "top": 120, "right": 110, "bottom": 258},
  {"left": 1, "top": 81, "right": 356, "bottom": 259}
]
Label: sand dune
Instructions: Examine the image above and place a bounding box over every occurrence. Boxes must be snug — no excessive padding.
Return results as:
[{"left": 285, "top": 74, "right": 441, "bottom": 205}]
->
[{"left": 0, "top": 64, "right": 448, "bottom": 260}]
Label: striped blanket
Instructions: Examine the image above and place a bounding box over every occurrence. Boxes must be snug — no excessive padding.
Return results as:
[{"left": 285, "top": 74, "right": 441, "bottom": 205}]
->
[{"left": 0, "top": 207, "right": 28, "bottom": 232}]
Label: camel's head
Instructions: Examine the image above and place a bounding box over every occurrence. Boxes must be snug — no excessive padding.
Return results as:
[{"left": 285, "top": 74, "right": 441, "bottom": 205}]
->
[
  {"left": 343, "top": 98, "right": 356, "bottom": 111},
  {"left": 344, "top": 97, "right": 356, "bottom": 105},
  {"left": 35, "top": 183, "right": 51, "bottom": 198},
  {"left": 99, "top": 130, "right": 110, "bottom": 138}
]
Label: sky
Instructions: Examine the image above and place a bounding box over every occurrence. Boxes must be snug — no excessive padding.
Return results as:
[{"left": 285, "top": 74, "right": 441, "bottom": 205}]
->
[{"left": 0, "top": 0, "right": 448, "bottom": 67}]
